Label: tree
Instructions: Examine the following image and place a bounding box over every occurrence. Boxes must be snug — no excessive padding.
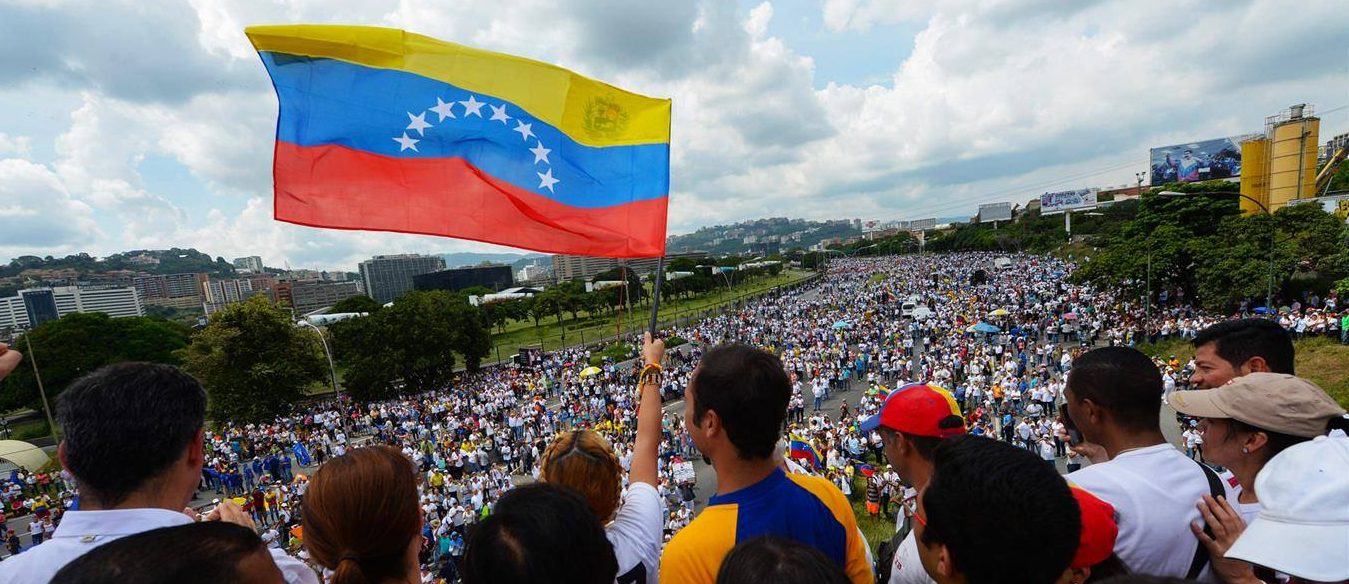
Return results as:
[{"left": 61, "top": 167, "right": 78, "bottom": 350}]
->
[
  {"left": 178, "top": 296, "right": 327, "bottom": 423},
  {"left": 0, "top": 313, "right": 192, "bottom": 412},
  {"left": 330, "top": 291, "right": 491, "bottom": 401},
  {"left": 330, "top": 295, "right": 383, "bottom": 314}
]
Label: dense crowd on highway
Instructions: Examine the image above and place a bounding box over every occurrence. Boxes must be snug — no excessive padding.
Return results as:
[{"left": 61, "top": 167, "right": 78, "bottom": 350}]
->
[{"left": 0, "top": 251, "right": 1346, "bottom": 584}]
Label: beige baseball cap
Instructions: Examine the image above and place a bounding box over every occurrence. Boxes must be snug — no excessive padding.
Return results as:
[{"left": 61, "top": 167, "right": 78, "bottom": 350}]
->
[{"left": 1170, "top": 373, "right": 1346, "bottom": 438}]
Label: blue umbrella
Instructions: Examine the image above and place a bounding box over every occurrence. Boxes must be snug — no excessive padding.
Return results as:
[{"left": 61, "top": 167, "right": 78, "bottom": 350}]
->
[
  {"left": 967, "top": 322, "right": 1000, "bottom": 333},
  {"left": 832, "top": 320, "right": 852, "bottom": 329},
  {"left": 1252, "top": 307, "right": 1271, "bottom": 314}
]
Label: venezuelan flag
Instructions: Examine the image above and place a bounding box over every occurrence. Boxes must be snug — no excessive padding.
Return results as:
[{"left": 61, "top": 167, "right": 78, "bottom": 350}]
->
[
  {"left": 788, "top": 436, "right": 823, "bottom": 469},
  {"left": 245, "top": 25, "right": 671, "bottom": 257}
]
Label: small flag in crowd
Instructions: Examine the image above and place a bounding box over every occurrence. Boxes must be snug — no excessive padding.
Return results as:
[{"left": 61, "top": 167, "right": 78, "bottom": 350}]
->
[
  {"left": 856, "top": 463, "right": 875, "bottom": 478},
  {"left": 292, "top": 442, "right": 312, "bottom": 466},
  {"left": 245, "top": 25, "right": 671, "bottom": 258},
  {"left": 788, "top": 436, "right": 823, "bottom": 469}
]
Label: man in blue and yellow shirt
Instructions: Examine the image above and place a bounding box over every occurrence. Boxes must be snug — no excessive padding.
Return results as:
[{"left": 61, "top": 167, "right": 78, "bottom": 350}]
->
[{"left": 661, "top": 344, "right": 873, "bottom": 584}]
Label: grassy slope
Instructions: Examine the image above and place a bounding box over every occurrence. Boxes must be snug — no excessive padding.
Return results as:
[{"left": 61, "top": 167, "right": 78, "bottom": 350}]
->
[
  {"left": 1137, "top": 336, "right": 1349, "bottom": 408},
  {"left": 487, "top": 271, "right": 815, "bottom": 354}
]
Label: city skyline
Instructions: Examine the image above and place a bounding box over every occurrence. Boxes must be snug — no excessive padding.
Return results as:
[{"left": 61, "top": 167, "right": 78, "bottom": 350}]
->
[{"left": 2, "top": 0, "right": 1347, "bottom": 271}]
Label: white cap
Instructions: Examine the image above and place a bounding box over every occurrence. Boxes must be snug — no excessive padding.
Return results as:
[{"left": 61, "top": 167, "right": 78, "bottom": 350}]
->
[{"left": 1226, "top": 434, "right": 1349, "bottom": 582}]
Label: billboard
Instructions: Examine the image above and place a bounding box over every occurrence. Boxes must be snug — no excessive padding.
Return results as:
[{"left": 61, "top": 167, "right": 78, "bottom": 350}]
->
[
  {"left": 1150, "top": 135, "right": 1259, "bottom": 184},
  {"left": 1039, "top": 188, "right": 1099, "bottom": 214},
  {"left": 908, "top": 218, "right": 937, "bottom": 231},
  {"left": 978, "top": 202, "right": 1012, "bottom": 223}
]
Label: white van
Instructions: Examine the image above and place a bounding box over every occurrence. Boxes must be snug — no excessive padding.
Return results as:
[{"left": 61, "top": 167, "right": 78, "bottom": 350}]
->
[
  {"left": 901, "top": 301, "right": 917, "bottom": 317},
  {"left": 912, "top": 306, "right": 933, "bottom": 321}
]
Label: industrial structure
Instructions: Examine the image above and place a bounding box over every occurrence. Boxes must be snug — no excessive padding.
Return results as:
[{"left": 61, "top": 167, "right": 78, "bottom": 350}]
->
[{"left": 1240, "top": 104, "right": 1322, "bottom": 213}]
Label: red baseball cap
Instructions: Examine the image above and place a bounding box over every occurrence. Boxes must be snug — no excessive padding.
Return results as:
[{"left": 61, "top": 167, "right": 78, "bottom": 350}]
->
[
  {"left": 858, "top": 383, "right": 966, "bottom": 438},
  {"left": 1070, "top": 486, "right": 1119, "bottom": 568}
]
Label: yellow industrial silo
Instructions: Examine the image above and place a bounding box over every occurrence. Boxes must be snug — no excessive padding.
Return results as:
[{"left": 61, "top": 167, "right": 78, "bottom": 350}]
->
[{"left": 1267, "top": 104, "right": 1320, "bottom": 210}]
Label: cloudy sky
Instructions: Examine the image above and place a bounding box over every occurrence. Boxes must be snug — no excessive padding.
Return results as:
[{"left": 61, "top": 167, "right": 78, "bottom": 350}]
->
[{"left": 2, "top": 0, "right": 1346, "bottom": 271}]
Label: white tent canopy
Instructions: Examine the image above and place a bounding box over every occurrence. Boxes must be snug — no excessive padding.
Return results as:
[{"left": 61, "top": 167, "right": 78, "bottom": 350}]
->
[{"left": 0, "top": 440, "right": 51, "bottom": 473}]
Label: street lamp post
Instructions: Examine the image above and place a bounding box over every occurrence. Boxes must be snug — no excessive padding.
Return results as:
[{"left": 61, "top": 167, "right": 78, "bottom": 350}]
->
[
  {"left": 298, "top": 319, "right": 339, "bottom": 396},
  {"left": 1158, "top": 190, "right": 1275, "bottom": 310}
]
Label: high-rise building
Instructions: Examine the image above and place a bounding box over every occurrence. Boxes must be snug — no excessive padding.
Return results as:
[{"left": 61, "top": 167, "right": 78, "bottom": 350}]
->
[
  {"left": 202, "top": 278, "right": 259, "bottom": 315},
  {"left": 290, "top": 281, "right": 362, "bottom": 314},
  {"left": 233, "top": 256, "right": 265, "bottom": 273},
  {"left": 0, "top": 286, "right": 145, "bottom": 332},
  {"left": 133, "top": 273, "right": 208, "bottom": 310},
  {"left": 517, "top": 264, "right": 550, "bottom": 283},
  {"left": 358, "top": 254, "right": 447, "bottom": 304},
  {"left": 552, "top": 253, "right": 709, "bottom": 282},
  {"left": 552, "top": 255, "right": 621, "bottom": 282},
  {"left": 413, "top": 265, "right": 514, "bottom": 293}
]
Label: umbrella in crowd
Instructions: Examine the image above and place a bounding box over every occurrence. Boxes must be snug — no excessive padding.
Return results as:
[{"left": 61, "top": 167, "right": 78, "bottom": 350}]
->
[
  {"left": 1062, "top": 313, "right": 1079, "bottom": 320},
  {"left": 832, "top": 320, "right": 852, "bottom": 329},
  {"left": 1253, "top": 307, "right": 1272, "bottom": 314},
  {"left": 967, "top": 322, "right": 1000, "bottom": 333},
  {"left": 579, "top": 366, "right": 603, "bottom": 378},
  {"left": 989, "top": 308, "right": 1010, "bottom": 317}
]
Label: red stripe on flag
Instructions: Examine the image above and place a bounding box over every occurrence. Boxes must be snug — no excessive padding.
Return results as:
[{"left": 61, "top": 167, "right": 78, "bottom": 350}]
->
[{"left": 272, "top": 141, "right": 668, "bottom": 258}]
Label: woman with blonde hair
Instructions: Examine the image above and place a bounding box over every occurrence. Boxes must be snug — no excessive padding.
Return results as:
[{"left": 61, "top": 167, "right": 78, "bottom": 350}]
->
[
  {"left": 302, "top": 445, "right": 422, "bottom": 584},
  {"left": 541, "top": 333, "right": 667, "bottom": 584}
]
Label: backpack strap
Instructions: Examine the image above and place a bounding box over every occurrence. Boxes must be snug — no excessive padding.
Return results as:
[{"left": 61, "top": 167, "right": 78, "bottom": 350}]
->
[{"left": 1186, "top": 460, "right": 1226, "bottom": 579}]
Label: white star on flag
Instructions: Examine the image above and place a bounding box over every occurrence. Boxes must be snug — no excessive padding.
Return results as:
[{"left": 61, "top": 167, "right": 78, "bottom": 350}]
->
[
  {"left": 513, "top": 120, "right": 534, "bottom": 141},
  {"left": 429, "top": 97, "right": 456, "bottom": 122},
  {"left": 406, "top": 111, "right": 432, "bottom": 136},
  {"left": 537, "top": 169, "right": 560, "bottom": 192},
  {"left": 490, "top": 104, "right": 512, "bottom": 124},
  {"left": 460, "top": 95, "right": 486, "bottom": 117},
  {"left": 393, "top": 132, "right": 420, "bottom": 152},
  {"left": 529, "top": 142, "right": 551, "bottom": 165}
]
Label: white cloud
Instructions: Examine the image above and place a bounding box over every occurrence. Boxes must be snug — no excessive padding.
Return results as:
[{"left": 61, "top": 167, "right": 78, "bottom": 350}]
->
[
  {"left": 0, "top": 134, "right": 31, "bottom": 157},
  {"left": 0, "top": 158, "right": 100, "bottom": 254}
]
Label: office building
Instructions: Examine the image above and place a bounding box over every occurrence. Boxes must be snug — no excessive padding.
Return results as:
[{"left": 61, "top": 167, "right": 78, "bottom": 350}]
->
[
  {"left": 413, "top": 265, "right": 514, "bottom": 293},
  {"left": 0, "top": 286, "right": 144, "bottom": 332},
  {"left": 202, "top": 278, "right": 261, "bottom": 315},
  {"left": 133, "top": 272, "right": 208, "bottom": 310},
  {"left": 289, "top": 281, "right": 362, "bottom": 314},
  {"left": 552, "top": 252, "right": 707, "bottom": 282},
  {"left": 232, "top": 256, "right": 265, "bottom": 273},
  {"left": 358, "top": 254, "right": 447, "bottom": 304},
  {"left": 553, "top": 255, "right": 622, "bottom": 282},
  {"left": 517, "top": 264, "right": 550, "bottom": 283}
]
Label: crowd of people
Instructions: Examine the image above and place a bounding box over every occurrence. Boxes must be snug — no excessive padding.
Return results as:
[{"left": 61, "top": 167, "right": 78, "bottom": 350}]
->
[{"left": 0, "top": 251, "right": 1345, "bottom": 584}]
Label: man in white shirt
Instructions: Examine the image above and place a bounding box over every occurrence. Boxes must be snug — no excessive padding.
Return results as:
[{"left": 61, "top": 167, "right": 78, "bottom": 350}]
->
[
  {"left": 1064, "top": 347, "right": 1219, "bottom": 581},
  {"left": 0, "top": 363, "right": 317, "bottom": 584}
]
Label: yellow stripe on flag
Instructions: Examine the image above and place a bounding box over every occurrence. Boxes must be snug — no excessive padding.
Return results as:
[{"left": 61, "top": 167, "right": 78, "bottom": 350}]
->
[{"left": 245, "top": 24, "right": 671, "bottom": 148}]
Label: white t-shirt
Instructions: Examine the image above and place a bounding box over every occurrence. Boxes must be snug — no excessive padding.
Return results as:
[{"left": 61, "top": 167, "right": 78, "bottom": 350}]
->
[
  {"left": 888, "top": 530, "right": 935, "bottom": 584},
  {"left": 607, "top": 482, "right": 664, "bottom": 584},
  {"left": 1067, "top": 444, "right": 1222, "bottom": 581}
]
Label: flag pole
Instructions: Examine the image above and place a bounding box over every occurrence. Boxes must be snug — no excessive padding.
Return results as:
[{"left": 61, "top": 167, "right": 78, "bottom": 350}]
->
[{"left": 648, "top": 256, "right": 665, "bottom": 336}]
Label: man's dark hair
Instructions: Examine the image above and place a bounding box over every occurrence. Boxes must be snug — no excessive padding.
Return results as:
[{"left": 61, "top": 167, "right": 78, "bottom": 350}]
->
[
  {"left": 1067, "top": 347, "right": 1162, "bottom": 432},
  {"left": 51, "top": 522, "right": 265, "bottom": 584},
  {"left": 57, "top": 362, "right": 207, "bottom": 507},
  {"left": 1191, "top": 318, "right": 1295, "bottom": 375},
  {"left": 716, "top": 535, "right": 849, "bottom": 584},
  {"left": 879, "top": 426, "right": 961, "bottom": 461},
  {"left": 691, "top": 344, "right": 791, "bottom": 460},
  {"left": 920, "top": 436, "right": 1079, "bottom": 584},
  {"left": 462, "top": 483, "right": 617, "bottom": 584}
]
